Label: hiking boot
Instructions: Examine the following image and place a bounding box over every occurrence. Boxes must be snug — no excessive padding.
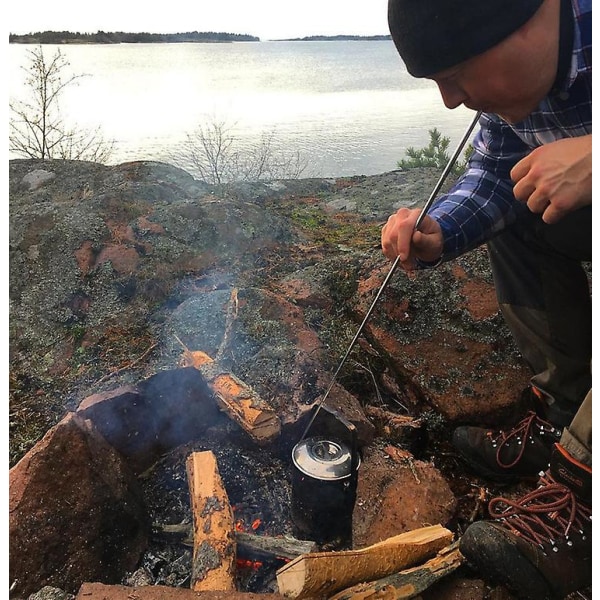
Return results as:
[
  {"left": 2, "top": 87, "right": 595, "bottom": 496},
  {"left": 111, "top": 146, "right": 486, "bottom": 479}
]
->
[
  {"left": 452, "top": 410, "right": 562, "bottom": 482},
  {"left": 459, "top": 444, "right": 592, "bottom": 600}
]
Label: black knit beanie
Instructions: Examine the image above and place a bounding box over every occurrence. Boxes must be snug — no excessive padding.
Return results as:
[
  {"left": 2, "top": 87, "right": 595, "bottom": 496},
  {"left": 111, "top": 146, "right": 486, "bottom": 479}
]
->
[{"left": 388, "top": 0, "right": 544, "bottom": 77}]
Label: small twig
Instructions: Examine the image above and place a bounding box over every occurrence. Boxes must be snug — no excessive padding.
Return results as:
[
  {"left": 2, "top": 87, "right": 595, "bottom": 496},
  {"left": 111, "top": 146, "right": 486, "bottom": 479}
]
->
[
  {"left": 467, "top": 485, "right": 488, "bottom": 526},
  {"left": 388, "top": 396, "right": 410, "bottom": 413},
  {"left": 406, "top": 456, "right": 421, "bottom": 484},
  {"left": 384, "top": 446, "right": 421, "bottom": 484},
  {"left": 173, "top": 333, "right": 189, "bottom": 352},
  {"left": 350, "top": 359, "right": 383, "bottom": 406},
  {"left": 94, "top": 342, "right": 157, "bottom": 385},
  {"left": 215, "top": 288, "right": 239, "bottom": 362}
]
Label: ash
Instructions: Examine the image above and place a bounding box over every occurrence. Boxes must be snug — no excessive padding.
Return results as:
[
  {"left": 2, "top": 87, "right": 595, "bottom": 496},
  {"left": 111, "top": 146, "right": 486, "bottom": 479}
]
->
[{"left": 128, "top": 424, "right": 295, "bottom": 593}]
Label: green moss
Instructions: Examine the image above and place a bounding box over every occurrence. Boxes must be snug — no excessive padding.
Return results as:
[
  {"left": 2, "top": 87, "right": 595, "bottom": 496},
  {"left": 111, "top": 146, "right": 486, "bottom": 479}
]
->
[
  {"left": 288, "top": 204, "right": 380, "bottom": 250},
  {"left": 289, "top": 206, "right": 327, "bottom": 230}
]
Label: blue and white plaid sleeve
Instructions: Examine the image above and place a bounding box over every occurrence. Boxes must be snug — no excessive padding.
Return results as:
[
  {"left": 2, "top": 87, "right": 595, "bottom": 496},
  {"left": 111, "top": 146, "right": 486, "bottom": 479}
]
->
[{"left": 425, "top": 113, "right": 530, "bottom": 263}]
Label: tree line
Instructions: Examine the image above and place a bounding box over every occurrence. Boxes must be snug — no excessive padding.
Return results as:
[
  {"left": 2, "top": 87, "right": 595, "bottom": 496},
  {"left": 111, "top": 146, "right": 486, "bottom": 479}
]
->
[
  {"left": 282, "top": 34, "right": 391, "bottom": 41},
  {"left": 9, "top": 31, "right": 260, "bottom": 44}
]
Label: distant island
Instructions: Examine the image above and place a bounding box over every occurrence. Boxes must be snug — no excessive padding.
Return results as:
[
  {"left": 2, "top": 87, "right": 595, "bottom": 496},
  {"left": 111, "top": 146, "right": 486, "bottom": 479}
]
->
[
  {"left": 277, "top": 34, "right": 391, "bottom": 41},
  {"left": 8, "top": 31, "right": 260, "bottom": 44},
  {"left": 9, "top": 31, "right": 391, "bottom": 44}
]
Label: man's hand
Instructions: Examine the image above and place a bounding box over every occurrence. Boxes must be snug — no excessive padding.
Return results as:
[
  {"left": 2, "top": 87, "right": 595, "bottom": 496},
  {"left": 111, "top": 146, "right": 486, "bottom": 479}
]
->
[
  {"left": 381, "top": 207, "right": 443, "bottom": 270},
  {"left": 511, "top": 135, "right": 592, "bottom": 224}
]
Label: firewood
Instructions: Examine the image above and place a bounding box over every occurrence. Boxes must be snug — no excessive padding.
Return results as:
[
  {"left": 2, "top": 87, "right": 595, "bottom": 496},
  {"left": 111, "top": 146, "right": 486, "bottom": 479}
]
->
[
  {"left": 276, "top": 524, "right": 453, "bottom": 599},
  {"left": 152, "top": 523, "right": 317, "bottom": 561},
  {"left": 236, "top": 532, "right": 318, "bottom": 562},
  {"left": 329, "top": 542, "right": 463, "bottom": 599},
  {"left": 151, "top": 522, "right": 194, "bottom": 545},
  {"left": 186, "top": 451, "right": 236, "bottom": 592},
  {"left": 199, "top": 361, "right": 281, "bottom": 442},
  {"left": 176, "top": 338, "right": 281, "bottom": 445}
]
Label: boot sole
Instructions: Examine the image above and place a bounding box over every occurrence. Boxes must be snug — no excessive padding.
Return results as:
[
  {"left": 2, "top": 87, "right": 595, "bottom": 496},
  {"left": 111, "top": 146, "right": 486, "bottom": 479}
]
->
[{"left": 460, "top": 522, "right": 558, "bottom": 599}]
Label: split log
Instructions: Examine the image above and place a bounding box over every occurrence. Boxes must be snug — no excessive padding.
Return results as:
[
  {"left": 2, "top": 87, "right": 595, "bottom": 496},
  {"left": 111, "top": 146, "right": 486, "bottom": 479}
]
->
[
  {"left": 178, "top": 342, "right": 281, "bottom": 445},
  {"left": 186, "top": 451, "right": 236, "bottom": 592},
  {"left": 152, "top": 523, "right": 317, "bottom": 561},
  {"left": 329, "top": 542, "right": 463, "bottom": 599},
  {"left": 276, "top": 524, "right": 453, "bottom": 599},
  {"left": 151, "top": 522, "right": 194, "bottom": 545},
  {"left": 199, "top": 360, "right": 281, "bottom": 443},
  {"left": 236, "top": 532, "right": 318, "bottom": 562}
]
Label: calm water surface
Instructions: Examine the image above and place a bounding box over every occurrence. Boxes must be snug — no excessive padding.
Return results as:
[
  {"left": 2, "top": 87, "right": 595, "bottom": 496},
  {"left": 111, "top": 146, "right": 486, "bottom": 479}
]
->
[{"left": 8, "top": 41, "right": 475, "bottom": 178}]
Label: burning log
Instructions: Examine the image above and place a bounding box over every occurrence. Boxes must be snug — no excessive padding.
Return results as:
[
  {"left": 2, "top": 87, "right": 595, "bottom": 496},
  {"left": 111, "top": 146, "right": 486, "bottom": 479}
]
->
[
  {"left": 186, "top": 451, "right": 236, "bottom": 592},
  {"left": 236, "top": 532, "right": 317, "bottom": 562},
  {"left": 152, "top": 524, "right": 317, "bottom": 562},
  {"left": 329, "top": 542, "right": 463, "bottom": 599},
  {"left": 275, "top": 524, "right": 453, "bottom": 599},
  {"left": 177, "top": 339, "right": 281, "bottom": 445}
]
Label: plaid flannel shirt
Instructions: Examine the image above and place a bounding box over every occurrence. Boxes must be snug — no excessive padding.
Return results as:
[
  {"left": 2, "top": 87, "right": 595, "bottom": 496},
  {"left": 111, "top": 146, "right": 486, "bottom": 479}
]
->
[{"left": 424, "top": 0, "right": 592, "bottom": 265}]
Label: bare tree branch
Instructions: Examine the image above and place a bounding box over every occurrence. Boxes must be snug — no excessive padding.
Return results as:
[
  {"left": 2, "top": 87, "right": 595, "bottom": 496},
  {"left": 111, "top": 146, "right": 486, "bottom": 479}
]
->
[
  {"left": 9, "top": 45, "right": 114, "bottom": 163},
  {"left": 170, "top": 117, "right": 311, "bottom": 184}
]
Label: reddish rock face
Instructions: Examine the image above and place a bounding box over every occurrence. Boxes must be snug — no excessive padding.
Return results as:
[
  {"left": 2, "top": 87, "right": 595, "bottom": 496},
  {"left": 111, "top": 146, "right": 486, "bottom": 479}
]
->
[
  {"left": 353, "top": 445, "right": 457, "bottom": 548},
  {"left": 76, "top": 582, "right": 285, "bottom": 600},
  {"left": 9, "top": 413, "right": 150, "bottom": 597}
]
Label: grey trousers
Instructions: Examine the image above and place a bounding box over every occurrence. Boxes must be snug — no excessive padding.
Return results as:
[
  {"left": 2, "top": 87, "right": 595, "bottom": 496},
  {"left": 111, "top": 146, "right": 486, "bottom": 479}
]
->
[
  {"left": 561, "top": 389, "right": 591, "bottom": 467},
  {"left": 486, "top": 206, "right": 591, "bottom": 428}
]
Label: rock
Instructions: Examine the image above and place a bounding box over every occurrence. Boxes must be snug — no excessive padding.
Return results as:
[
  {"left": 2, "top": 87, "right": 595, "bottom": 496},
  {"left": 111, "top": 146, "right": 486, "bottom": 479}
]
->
[
  {"left": 9, "top": 158, "right": 538, "bottom": 599},
  {"left": 75, "top": 582, "right": 284, "bottom": 600},
  {"left": 21, "top": 168, "right": 56, "bottom": 190},
  {"left": 76, "top": 368, "right": 224, "bottom": 473},
  {"left": 8, "top": 159, "right": 295, "bottom": 391},
  {"left": 352, "top": 444, "right": 457, "bottom": 548},
  {"left": 27, "top": 587, "right": 75, "bottom": 600},
  {"left": 349, "top": 250, "right": 531, "bottom": 424},
  {"left": 9, "top": 412, "right": 150, "bottom": 598},
  {"left": 9, "top": 159, "right": 528, "bottom": 441},
  {"left": 162, "top": 287, "right": 375, "bottom": 443}
]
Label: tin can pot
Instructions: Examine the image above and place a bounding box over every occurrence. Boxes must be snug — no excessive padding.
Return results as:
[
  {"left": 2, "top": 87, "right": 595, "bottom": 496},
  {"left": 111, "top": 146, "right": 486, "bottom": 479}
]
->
[{"left": 291, "top": 436, "right": 360, "bottom": 546}]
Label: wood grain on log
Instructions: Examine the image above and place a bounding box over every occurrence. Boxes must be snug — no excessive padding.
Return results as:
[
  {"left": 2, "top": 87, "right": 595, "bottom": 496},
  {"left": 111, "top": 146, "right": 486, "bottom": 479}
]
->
[
  {"left": 329, "top": 542, "right": 463, "bottom": 599},
  {"left": 186, "top": 451, "right": 236, "bottom": 592},
  {"left": 179, "top": 346, "right": 281, "bottom": 445},
  {"left": 276, "top": 524, "right": 453, "bottom": 599}
]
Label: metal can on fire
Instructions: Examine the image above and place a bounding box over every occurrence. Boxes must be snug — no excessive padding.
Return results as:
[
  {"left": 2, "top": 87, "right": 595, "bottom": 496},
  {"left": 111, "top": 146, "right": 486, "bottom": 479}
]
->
[{"left": 291, "top": 436, "right": 360, "bottom": 547}]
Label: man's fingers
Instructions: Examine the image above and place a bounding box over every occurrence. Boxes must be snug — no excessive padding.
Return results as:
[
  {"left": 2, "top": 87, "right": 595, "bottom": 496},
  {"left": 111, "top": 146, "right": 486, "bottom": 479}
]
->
[
  {"left": 381, "top": 239, "right": 398, "bottom": 261},
  {"left": 512, "top": 178, "right": 536, "bottom": 203},
  {"left": 540, "top": 203, "right": 568, "bottom": 225},
  {"left": 510, "top": 156, "right": 530, "bottom": 183}
]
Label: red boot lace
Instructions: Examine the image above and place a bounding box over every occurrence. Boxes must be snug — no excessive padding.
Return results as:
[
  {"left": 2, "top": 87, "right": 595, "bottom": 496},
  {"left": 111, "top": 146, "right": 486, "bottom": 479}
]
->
[
  {"left": 490, "top": 411, "right": 557, "bottom": 469},
  {"left": 488, "top": 472, "right": 592, "bottom": 549}
]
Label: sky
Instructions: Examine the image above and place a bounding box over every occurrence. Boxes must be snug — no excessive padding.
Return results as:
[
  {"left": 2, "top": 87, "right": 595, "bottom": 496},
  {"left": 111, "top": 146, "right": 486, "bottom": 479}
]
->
[{"left": 7, "top": 0, "right": 391, "bottom": 41}]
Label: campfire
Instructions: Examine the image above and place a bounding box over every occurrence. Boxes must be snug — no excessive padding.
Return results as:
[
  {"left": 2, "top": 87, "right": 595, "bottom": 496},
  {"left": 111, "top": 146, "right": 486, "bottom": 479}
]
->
[
  {"left": 136, "top": 418, "right": 458, "bottom": 599},
  {"left": 136, "top": 429, "right": 300, "bottom": 594},
  {"left": 9, "top": 333, "right": 464, "bottom": 599}
]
